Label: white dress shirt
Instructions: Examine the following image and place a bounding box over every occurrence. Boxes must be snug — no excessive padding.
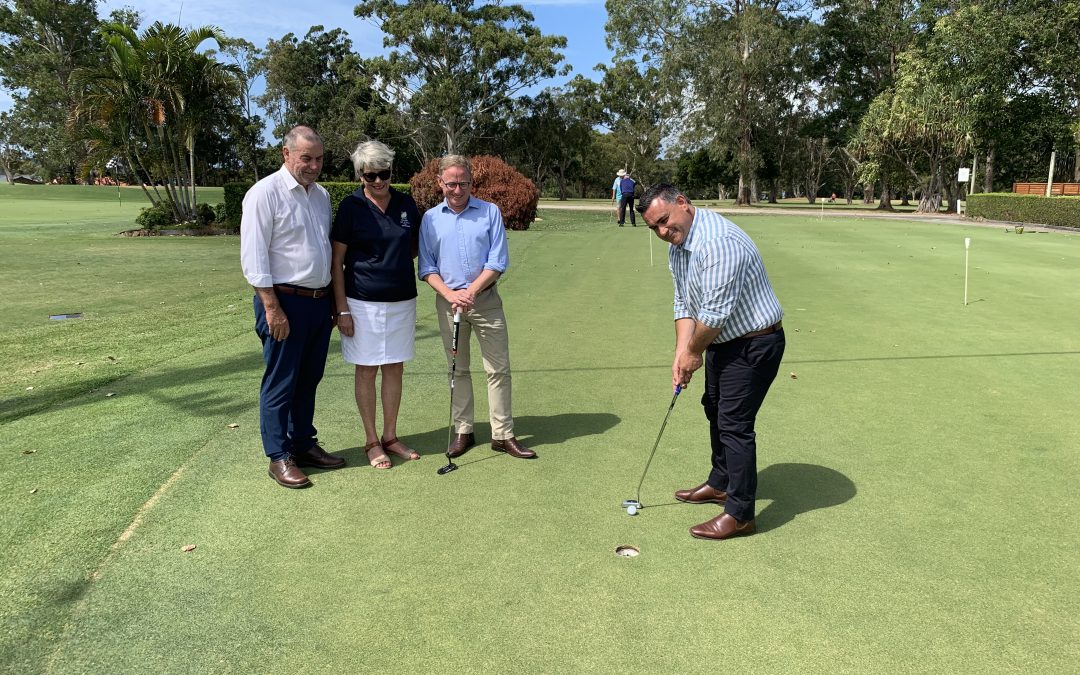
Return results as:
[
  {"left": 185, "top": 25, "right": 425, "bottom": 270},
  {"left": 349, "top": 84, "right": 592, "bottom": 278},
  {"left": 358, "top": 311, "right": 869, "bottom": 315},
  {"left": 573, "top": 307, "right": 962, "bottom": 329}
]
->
[{"left": 240, "top": 165, "right": 332, "bottom": 289}]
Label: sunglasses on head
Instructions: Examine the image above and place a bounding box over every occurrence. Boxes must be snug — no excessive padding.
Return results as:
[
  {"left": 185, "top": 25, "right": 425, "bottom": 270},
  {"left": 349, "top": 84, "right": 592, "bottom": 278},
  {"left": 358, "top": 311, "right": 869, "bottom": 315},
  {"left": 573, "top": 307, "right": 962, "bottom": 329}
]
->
[{"left": 362, "top": 169, "right": 392, "bottom": 182}]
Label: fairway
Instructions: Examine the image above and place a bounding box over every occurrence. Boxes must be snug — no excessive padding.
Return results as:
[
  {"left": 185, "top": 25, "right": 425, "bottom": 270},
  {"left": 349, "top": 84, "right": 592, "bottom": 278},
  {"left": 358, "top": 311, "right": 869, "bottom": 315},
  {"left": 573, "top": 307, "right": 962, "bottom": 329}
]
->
[{"left": 2, "top": 188, "right": 1078, "bottom": 672}]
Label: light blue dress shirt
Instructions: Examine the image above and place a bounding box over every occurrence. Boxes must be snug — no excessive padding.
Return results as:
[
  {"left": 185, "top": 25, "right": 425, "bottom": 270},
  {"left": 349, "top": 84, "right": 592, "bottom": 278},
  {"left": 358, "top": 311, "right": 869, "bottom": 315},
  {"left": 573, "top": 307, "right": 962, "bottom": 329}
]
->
[
  {"left": 418, "top": 197, "right": 509, "bottom": 289},
  {"left": 669, "top": 207, "right": 783, "bottom": 342}
]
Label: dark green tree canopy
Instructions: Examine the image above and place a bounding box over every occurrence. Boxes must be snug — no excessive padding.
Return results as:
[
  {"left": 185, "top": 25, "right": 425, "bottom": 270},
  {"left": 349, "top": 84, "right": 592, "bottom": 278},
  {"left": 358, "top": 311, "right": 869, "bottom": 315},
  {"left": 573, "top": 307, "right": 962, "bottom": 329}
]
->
[{"left": 354, "top": 0, "right": 569, "bottom": 158}]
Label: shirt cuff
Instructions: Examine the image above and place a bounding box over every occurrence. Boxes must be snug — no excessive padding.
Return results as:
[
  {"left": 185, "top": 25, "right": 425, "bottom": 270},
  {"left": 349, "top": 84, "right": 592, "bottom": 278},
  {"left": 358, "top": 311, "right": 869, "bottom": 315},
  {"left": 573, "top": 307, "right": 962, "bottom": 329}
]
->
[
  {"left": 696, "top": 310, "right": 725, "bottom": 329},
  {"left": 246, "top": 274, "right": 273, "bottom": 288}
]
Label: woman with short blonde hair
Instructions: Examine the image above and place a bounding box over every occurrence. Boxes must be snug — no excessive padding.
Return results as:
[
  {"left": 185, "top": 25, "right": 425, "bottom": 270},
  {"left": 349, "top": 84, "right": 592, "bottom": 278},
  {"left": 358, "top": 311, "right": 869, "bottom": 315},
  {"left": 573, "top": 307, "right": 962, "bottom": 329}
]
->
[{"left": 330, "top": 140, "right": 422, "bottom": 469}]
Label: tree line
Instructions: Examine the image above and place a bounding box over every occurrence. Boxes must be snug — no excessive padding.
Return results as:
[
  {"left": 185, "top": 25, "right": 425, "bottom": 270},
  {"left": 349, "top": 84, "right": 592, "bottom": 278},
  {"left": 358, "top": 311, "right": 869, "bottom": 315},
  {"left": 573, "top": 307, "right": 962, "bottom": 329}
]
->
[{"left": 2, "top": 0, "right": 1077, "bottom": 220}]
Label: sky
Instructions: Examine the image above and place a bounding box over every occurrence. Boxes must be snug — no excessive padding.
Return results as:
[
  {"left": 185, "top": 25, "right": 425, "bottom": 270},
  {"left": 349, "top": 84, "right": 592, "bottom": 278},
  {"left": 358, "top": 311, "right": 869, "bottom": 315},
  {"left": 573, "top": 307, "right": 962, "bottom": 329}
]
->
[{"left": 0, "top": 0, "right": 614, "bottom": 111}]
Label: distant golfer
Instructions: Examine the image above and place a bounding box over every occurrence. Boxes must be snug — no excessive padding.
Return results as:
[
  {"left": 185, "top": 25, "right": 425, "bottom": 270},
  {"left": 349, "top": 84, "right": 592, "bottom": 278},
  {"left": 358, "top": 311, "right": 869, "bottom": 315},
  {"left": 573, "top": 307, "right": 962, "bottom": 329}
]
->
[
  {"left": 637, "top": 184, "right": 785, "bottom": 540},
  {"left": 611, "top": 169, "right": 625, "bottom": 217},
  {"left": 240, "top": 126, "right": 346, "bottom": 488},
  {"left": 617, "top": 170, "right": 637, "bottom": 226},
  {"left": 418, "top": 155, "right": 537, "bottom": 461}
]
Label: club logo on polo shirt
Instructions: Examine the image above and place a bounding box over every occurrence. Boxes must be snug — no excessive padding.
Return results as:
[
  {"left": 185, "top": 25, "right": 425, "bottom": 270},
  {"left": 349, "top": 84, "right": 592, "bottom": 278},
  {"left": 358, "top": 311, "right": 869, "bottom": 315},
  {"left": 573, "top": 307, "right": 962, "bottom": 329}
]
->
[{"left": 400, "top": 212, "right": 411, "bottom": 228}]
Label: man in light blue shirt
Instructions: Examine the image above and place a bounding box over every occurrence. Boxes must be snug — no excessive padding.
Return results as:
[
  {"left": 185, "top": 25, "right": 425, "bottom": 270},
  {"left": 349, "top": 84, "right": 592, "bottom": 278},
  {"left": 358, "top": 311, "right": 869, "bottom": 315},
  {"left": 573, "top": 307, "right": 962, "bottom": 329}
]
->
[
  {"left": 418, "top": 155, "right": 536, "bottom": 461},
  {"left": 638, "top": 183, "right": 785, "bottom": 540}
]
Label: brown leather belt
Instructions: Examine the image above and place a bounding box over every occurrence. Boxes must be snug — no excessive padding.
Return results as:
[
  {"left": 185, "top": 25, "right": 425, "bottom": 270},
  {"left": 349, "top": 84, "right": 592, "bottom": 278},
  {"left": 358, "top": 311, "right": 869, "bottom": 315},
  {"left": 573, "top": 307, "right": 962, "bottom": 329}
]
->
[
  {"left": 740, "top": 321, "right": 783, "bottom": 339},
  {"left": 273, "top": 284, "right": 332, "bottom": 299}
]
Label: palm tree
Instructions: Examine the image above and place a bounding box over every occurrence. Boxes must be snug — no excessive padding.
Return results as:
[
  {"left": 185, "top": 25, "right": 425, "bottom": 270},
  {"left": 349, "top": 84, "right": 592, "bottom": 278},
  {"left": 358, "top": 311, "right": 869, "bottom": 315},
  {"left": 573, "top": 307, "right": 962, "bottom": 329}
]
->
[{"left": 77, "top": 21, "right": 240, "bottom": 223}]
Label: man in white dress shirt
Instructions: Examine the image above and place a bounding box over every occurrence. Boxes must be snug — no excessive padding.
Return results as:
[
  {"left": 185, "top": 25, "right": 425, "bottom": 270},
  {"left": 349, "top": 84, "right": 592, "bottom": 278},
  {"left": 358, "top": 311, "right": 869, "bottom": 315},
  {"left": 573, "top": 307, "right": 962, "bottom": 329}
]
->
[{"left": 240, "top": 126, "right": 346, "bottom": 488}]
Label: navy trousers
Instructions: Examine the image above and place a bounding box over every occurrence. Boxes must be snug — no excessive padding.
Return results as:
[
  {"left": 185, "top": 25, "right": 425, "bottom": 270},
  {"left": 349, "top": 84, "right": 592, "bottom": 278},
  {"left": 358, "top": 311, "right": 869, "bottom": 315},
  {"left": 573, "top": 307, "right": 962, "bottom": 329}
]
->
[
  {"left": 254, "top": 292, "right": 332, "bottom": 461},
  {"left": 702, "top": 330, "right": 785, "bottom": 522}
]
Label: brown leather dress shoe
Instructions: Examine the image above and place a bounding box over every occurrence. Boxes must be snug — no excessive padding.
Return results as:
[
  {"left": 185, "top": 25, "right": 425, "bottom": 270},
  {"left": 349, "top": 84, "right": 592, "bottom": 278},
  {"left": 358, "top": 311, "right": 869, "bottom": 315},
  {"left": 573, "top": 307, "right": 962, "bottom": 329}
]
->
[
  {"left": 689, "top": 513, "right": 755, "bottom": 540},
  {"left": 675, "top": 482, "right": 728, "bottom": 505},
  {"left": 491, "top": 437, "right": 537, "bottom": 459},
  {"left": 268, "top": 458, "right": 312, "bottom": 489},
  {"left": 292, "top": 442, "right": 346, "bottom": 469},
  {"left": 447, "top": 432, "right": 476, "bottom": 458}
]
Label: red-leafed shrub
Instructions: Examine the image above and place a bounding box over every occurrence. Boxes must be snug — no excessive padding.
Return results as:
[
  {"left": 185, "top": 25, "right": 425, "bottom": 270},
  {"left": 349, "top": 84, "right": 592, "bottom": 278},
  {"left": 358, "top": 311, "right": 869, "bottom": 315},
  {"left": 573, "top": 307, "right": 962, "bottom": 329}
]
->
[{"left": 409, "top": 155, "right": 539, "bottom": 230}]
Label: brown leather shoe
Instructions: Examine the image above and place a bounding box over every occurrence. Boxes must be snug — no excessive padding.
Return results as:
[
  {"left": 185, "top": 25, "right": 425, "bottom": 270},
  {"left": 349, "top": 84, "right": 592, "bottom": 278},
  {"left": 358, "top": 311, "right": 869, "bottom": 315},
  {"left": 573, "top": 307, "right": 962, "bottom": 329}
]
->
[
  {"left": 675, "top": 482, "right": 728, "bottom": 505},
  {"left": 447, "top": 432, "right": 476, "bottom": 458},
  {"left": 491, "top": 437, "right": 537, "bottom": 459},
  {"left": 268, "top": 458, "right": 312, "bottom": 489},
  {"left": 292, "top": 442, "right": 346, "bottom": 469},
  {"left": 689, "top": 513, "right": 755, "bottom": 540}
]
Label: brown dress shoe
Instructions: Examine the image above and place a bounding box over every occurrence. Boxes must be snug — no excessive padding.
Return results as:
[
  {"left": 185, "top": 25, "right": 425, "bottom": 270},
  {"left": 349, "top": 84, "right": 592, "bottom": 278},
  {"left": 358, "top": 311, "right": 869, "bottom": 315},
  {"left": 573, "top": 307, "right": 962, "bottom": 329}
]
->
[
  {"left": 491, "top": 437, "right": 537, "bottom": 459},
  {"left": 447, "top": 432, "right": 476, "bottom": 458},
  {"left": 689, "top": 513, "right": 755, "bottom": 540},
  {"left": 291, "top": 442, "right": 346, "bottom": 469},
  {"left": 675, "top": 482, "right": 728, "bottom": 505},
  {"left": 268, "top": 458, "right": 312, "bottom": 489}
]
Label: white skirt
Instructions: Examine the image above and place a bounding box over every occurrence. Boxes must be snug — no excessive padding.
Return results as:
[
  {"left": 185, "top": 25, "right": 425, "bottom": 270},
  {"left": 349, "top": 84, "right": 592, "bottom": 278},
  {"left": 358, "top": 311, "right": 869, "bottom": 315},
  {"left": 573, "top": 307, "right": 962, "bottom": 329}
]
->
[{"left": 339, "top": 297, "right": 417, "bottom": 365}]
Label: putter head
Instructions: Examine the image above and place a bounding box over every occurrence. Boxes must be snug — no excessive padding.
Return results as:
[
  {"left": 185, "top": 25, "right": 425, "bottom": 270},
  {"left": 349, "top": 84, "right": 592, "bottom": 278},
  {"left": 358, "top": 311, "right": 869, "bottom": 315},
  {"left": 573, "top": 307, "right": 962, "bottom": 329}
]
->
[
  {"left": 622, "top": 499, "right": 641, "bottom": 509},
  {"left": 437, "top": 462, "right": 458, "bottom": 475}
]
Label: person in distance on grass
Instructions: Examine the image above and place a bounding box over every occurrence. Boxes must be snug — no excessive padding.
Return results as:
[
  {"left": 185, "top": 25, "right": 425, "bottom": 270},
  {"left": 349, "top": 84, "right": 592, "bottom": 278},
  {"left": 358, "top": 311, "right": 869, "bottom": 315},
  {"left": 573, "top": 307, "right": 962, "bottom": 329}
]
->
[
  {"left": 637, "top": 184, "right": 785, "bottom": 540},
  {"left": 330, "top": 140, "right": 422, "bottom": 470},
  {"left": 240, "top": 125, "right": 346, "bottom": 489},
  {"left": 611, "top": 168, "right": 625, "bottom": 219},
  {"left": 418, "top": 154, "right": 537, "bottom": 461},
  {"left": 617, "top": 169, "right": 638, "bottom": 226}
]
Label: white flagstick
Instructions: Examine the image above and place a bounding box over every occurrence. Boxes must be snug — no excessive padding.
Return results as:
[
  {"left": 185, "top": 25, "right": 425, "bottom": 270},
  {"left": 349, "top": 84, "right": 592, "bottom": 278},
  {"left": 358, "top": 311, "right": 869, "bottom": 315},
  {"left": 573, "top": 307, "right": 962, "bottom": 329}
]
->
[{"left": 963, "top": 237, "right": 971, "bottom": 305}]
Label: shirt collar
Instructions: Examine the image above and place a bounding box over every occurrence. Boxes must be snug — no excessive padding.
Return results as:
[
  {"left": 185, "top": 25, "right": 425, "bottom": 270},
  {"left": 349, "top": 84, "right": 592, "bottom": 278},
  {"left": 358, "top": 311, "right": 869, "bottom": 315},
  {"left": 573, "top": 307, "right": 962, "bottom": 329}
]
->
[
  {"left": 278, "top": 164, "right": 304, "bottom": 192},
  {"left": 440, "top": 196, "right": 477, "bottom": 214},
  {"left": 677, "top": 205, "right": 702, "bottom": 253}
]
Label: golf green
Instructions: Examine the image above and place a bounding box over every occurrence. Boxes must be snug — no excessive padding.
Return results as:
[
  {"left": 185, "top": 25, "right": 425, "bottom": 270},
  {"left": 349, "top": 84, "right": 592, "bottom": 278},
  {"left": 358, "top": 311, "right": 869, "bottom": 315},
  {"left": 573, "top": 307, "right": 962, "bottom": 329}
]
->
[{"left": 2, "top": 189, "right": 1077, "bottom": 672}]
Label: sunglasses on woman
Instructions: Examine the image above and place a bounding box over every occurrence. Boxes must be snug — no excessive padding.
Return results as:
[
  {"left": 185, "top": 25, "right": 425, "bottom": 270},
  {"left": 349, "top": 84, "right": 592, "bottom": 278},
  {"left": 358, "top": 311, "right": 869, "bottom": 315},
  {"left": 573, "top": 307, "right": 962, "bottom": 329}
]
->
[{"left": 362, "top": 169, "right": 392, "bottom": 182}]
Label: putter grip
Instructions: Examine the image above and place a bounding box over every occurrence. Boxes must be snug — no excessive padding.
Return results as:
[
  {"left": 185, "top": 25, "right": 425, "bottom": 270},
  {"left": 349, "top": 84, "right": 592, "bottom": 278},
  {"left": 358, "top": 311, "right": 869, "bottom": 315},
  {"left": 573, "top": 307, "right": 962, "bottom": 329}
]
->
[
  {"left": 674, "top": 384, "right": 682, "bottom": 394},
  {"left": 451, "top": 310, "right": 462, "bottom": 354}
]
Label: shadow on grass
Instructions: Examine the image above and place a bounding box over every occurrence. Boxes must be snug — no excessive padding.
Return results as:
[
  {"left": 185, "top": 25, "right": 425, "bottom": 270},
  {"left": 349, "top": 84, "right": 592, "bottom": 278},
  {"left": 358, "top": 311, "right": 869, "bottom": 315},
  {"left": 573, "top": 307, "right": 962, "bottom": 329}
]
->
[
  {"left": 756, "top": 462, "right": 856, "bottom": 533},
  {"left": 2, "top": 351, "right": 264, "bottom": 424},
  {"left": 331, "top": 412, "right": 622, "bottom": 465}
]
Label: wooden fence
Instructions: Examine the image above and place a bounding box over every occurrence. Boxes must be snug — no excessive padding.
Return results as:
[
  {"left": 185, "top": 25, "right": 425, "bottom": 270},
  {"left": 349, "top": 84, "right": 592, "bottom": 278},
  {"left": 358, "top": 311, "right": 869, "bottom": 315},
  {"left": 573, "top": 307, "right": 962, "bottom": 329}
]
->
[{"left": 1013, "top": 182, "right": 1080, "bottom": 195}]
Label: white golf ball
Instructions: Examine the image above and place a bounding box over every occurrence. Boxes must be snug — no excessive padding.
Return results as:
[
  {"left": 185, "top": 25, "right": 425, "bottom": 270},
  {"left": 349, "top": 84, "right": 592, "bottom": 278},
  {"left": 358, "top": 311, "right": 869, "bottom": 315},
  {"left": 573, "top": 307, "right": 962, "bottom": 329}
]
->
[{"left": 627, "top": 505, "right": 638, "bottom": 516}]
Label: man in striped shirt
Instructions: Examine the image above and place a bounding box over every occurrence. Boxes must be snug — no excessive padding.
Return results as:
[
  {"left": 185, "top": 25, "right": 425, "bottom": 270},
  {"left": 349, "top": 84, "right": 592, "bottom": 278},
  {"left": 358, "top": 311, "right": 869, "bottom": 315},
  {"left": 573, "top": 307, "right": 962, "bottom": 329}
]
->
[{"left": 637, "top": 184, "right": 785, "bottom": 540}]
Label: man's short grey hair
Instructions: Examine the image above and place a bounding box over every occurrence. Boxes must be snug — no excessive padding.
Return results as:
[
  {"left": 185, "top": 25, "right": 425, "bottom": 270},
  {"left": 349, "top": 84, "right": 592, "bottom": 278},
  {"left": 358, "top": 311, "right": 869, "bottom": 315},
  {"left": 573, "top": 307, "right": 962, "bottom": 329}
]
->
[
  {"left": 283, "top": 126, "right": 322, "bottom": 150},
  {"left": 637, "top": 183, "right": 687, "bottom": 214},
  {"left": 351, "top": 140, "right": 395, "bottom": 176},
  {"left": 439, "top": 154, "right": 472, "bottom": 176}
]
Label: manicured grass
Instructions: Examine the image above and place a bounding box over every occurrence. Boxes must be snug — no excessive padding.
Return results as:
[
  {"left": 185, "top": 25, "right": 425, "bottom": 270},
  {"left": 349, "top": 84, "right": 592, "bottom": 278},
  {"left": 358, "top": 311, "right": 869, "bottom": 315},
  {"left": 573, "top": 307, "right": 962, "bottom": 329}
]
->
[{"left": 2, "top": 189, "right": 1078, "bottom": 672}]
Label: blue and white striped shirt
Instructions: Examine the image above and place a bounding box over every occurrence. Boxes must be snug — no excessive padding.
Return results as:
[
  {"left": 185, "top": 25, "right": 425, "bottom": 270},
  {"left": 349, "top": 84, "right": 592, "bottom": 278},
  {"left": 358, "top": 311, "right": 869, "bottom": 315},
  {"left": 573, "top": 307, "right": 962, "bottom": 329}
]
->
[{"left": 669, "top": 207, "right": 783, "bottom": 343}]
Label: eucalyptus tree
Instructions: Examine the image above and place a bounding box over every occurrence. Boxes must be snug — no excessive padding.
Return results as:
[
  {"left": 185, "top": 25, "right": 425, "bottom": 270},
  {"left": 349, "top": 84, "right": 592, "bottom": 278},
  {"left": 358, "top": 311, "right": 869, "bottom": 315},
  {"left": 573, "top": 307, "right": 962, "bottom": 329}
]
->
[
  {"left": 499, "top": 85, "right": 594, "bottom": 199},
  {"left": 606, "top": 0, "right": 805, "bottom": 205},
  {"left": 354, "top": 0, "right": 569, "bottom": 159},
  {"left": 593, "top": 59, "right": 675, "bottom": 187},
  {"left": 79, "top": 21, "right": 240, "bottom": 222},
  {"left": 212, "top": 37, "right": 265, "bottom": 181},
  {"left": 257, "top": 26, "right": 385, "bottom": 176},
  {"left": 815, "top": 0, "right": 930, "bottom": 206},
  {"left": 0, "top": 0, "right": 102, "bottom": 181},
  {"left": 0, "top": 109, "right": 30, "bottom": 182}
]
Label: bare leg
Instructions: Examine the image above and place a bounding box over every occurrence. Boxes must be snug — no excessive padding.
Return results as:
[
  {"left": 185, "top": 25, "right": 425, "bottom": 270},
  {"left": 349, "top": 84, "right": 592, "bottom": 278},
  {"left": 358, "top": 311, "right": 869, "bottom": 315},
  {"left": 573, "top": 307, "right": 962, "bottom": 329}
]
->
[
  {"left": 380, "top": 362, "right": 403, "bottom": 441},
  {"left": 356, "top": 365, "right": 388, "bottom": 467},
  {"left": 381, "top": 362, "right": 417, "bottom": 460}
]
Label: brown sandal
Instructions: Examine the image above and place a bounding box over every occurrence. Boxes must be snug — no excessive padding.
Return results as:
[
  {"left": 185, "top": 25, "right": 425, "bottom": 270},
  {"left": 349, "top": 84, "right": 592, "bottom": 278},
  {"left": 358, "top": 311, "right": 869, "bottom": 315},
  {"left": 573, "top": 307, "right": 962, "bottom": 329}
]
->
[
  {"left": 381, "top": 437, "right": 420, "bottom": 461},
  {"left": 365, "top": 440, "right": 391, "bottom": 469}
]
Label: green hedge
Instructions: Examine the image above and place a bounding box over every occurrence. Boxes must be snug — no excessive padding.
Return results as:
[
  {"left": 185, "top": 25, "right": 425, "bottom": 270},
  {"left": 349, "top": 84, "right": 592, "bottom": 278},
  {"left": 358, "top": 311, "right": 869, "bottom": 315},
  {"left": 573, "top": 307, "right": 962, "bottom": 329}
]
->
[
  {"left": 222, "top": 182, "right": 249, "bottom": 228},
  {"left": 967, "top": 193, "right": 1080, "bottom": 229},
  {"left": 223, "top": 181, "right": 413, "bottom": 229}
]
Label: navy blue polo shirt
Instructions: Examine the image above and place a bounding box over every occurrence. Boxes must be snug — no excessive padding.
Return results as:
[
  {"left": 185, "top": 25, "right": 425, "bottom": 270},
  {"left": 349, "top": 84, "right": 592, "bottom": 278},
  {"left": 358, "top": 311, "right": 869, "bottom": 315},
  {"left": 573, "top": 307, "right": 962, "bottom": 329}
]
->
[{"left": 331, "top": 187, "right": 421, "bottom": 302}]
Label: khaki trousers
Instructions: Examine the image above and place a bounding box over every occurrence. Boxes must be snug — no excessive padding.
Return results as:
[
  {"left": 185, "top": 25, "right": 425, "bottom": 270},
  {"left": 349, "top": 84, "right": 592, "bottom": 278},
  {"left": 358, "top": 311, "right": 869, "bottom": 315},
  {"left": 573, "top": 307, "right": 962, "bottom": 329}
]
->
[{"left": 435, "top": 286, "right": 514, "bottom": 439}]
